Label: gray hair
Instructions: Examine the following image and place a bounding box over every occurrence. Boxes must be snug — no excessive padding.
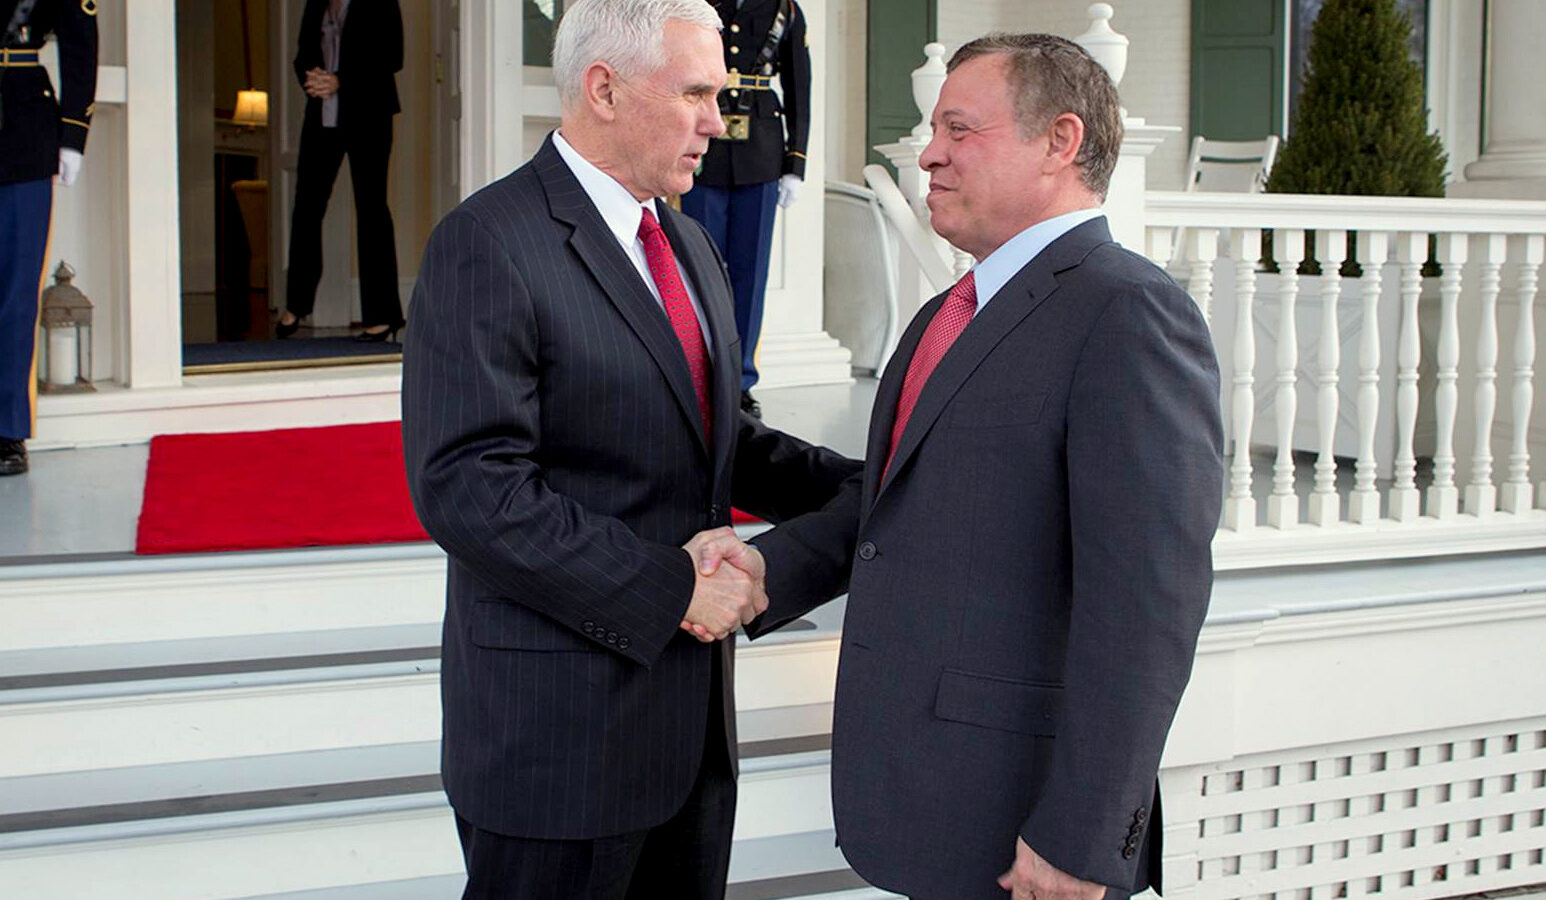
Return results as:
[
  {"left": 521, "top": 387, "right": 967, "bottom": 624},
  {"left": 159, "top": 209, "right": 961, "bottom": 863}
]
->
[
  {"left": 949, "top": 33, "right": 1124, "bottom": 199},
  {"left": 553, "top": 0, "right": 723, "bottom": 110}
]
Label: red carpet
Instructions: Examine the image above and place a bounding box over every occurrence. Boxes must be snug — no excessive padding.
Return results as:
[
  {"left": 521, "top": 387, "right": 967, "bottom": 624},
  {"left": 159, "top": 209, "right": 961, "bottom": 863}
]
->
[
  {"left": 135, "top": 422, "right": 429, "bottom": 554},
  {"left": 135, "top": 421, "right": 761, "bottom": 555}
]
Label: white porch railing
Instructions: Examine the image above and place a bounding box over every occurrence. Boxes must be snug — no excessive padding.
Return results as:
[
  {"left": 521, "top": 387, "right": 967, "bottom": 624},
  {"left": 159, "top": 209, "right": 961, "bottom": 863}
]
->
[{"left": 1146, "top": 192, "right": 1546, "bottom": 566}]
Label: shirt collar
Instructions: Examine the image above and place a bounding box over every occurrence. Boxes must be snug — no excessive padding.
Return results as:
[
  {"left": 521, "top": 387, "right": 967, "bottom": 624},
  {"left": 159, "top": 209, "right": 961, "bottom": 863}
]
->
[
  {"left": 971, "top": 208, "right": 1105, "bottom": 311},
  {"left": 552, "top": 130, "right": 657, "bottom": 247}
]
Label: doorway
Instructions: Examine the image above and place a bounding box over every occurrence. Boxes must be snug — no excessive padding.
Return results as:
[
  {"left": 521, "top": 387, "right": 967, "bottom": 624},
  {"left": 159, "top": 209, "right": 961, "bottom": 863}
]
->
[{"left": 174, "top": 0, "right": 460, "bottom": 373}]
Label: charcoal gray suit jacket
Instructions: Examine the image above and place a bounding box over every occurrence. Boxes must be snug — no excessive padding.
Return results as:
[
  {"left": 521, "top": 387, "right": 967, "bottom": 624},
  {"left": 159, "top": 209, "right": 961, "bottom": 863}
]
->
[
  {"left": 402, "top": 135, "right": 860, "bottom": 839},
  {"left": 749, "top": 218, "right": 1224, "bottom": 899}
]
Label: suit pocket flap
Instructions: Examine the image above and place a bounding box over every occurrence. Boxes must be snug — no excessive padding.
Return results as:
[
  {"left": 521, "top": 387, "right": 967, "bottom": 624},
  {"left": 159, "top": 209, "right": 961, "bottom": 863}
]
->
[
  {"left": 933, "top": 668, "right": 1063, "bottom": 735},
  {"left": 469, "top": 600, "right": 601, "bottom": 652}
]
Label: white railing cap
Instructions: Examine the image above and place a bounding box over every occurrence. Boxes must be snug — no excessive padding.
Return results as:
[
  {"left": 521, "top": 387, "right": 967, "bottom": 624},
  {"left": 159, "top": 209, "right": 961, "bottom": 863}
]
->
[{"left": 1147, "top": 190, "right": 1546, "bottom": 235}]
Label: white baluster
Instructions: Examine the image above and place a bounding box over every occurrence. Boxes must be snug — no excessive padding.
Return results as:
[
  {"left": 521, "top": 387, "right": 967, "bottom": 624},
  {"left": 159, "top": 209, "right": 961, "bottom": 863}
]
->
[
  {"left": 1186, "top": 228, "right": 1220, "bottom": 323},
  {"left": 1503, "top": 235, "right": 1543, "bottom": 513},
  {"left": 1390, "top": 233, "right": 1427, "bottom": 521},
  {"left": 1427, "top": 234, "right": 1467, "bottom": 519},
  {"left": 1309, "top": 230, "right": 1346, "bottom": 525},
  {"left": 1225, "top": 228, "right": 1262, "bottom": 531},
  {"left": 1268, "top": 230, "right": 1305, "bottom": 529},
  {"left": 1146, "top": 227, "right": 1176, "bottom": 271},
  {"left": 1350, "top": 232, "right": 1389, "bottom": 524},
  {"left": 1465, "top": 234, "right": 1506, "bottom": 516}
]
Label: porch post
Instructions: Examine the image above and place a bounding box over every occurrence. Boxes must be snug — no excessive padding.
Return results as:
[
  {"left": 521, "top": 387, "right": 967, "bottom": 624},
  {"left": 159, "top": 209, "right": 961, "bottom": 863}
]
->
[
  {"left": 124, "top": 0, "right": 184, "bottom": 388},
  {"left": 1453, "top": 0, "right": 1546, "bottom": 197}
]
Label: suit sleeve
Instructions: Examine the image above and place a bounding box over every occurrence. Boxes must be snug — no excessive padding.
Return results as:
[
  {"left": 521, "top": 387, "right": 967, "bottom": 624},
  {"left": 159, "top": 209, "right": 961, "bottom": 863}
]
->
[
  {"left": 778, "top": 1, "right": 811, "bottom": 178},
  {"left": 402, "top": 208, "right": 699, "bottom": 669},
  {"left": 1019, "top": 277, "right": 1223, "bottom": 890},
  {"left": 731, "top": 412, "right": 861, "bottom": 525},
  {"left": 55, "top": 0, "right": 99, "bottom": 154},
  {"left": 741, "top": 469, "right": 864, "bottom": 638},
  {"left": 379, "top": 0, "right": 405, "bottom": 75},
  {"left": 293, "top": 0, "right": 323, "bottom": 86}
]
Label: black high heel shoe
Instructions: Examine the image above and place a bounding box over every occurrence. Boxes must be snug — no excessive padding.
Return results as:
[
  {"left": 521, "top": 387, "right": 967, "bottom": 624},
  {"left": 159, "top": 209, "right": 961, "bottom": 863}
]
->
[
  {"left": 275, "top": 313, "right": 301, "bottom": 339},
  {"left": 353, "top": 324, "right": 401, "bottom": 343}
]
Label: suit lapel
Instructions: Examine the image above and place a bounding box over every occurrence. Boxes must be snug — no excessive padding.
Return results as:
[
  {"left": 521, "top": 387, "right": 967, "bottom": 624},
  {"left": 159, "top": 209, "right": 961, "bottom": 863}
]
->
[
  {"left": 876, "top": 218, "right": 1116, "bottom": 499},
  {"left": 862, "top": 293, "right": 938, "bottom": 510},
  {"left": 660, "top": 202, "right": 740, "bottom": 477},
  {"left": 535, "top": 138, "right": 711, "bottom": 458}
]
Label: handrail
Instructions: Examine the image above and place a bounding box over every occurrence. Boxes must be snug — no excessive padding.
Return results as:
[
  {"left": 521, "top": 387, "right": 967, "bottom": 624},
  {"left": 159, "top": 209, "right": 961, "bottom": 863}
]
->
[
  {"left": 862, "top": 164, "right": 955, "bottom": 293},
  {"left": 1148, "top": 190, "right": 1546, "bottom": 234}
]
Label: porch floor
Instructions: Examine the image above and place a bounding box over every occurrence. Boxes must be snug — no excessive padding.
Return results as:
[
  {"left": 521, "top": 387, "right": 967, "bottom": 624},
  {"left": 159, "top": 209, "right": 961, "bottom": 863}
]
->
[
  {"left": 0, "top": 373, "right": 1527, "bottom": 563},
  {"left": 0, "top": 378, "right": 878, "bottom": 564}
]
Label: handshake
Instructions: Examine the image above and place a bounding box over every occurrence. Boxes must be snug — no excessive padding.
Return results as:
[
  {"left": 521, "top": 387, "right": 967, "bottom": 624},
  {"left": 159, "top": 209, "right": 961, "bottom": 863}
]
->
[{"left": 679, "top": 527, "right": 765, "bottom": 643}]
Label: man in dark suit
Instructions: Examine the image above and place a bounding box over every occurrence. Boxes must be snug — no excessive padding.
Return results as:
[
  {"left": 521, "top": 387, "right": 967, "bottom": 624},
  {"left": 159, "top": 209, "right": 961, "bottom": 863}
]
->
[
  {"left": 400, "top": 1, "right": 858, "bottom": 896},
  {"left": 694, "top": 33, "right": 1224, "bottom": 900},
  {"left": 277, "top": 0, "right": 405, "bottom": 341},
  {"left": 0, "top": 0, "right": 97, "bottom": 476},
  {"left": 680, "top": 0, "right": 811, "bottom": 417}
]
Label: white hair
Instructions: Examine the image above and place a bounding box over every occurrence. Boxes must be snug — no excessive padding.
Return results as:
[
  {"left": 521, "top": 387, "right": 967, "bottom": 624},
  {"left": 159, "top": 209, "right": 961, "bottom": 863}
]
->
[{"left": 553, "top": 0, "right": 723, "bottom": 110}]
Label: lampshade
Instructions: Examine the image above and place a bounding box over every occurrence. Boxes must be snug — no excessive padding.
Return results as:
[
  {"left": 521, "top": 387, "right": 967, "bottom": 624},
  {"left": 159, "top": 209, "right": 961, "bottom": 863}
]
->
[{"left": 233, "top": 90, "right": 269, "bottom": 127}]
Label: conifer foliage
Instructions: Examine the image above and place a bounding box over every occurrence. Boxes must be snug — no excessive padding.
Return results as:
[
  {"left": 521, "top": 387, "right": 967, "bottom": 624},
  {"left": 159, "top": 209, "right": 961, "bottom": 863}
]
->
[{"left": 1266, "top": 0, "right": 1447, "bottom": 196}]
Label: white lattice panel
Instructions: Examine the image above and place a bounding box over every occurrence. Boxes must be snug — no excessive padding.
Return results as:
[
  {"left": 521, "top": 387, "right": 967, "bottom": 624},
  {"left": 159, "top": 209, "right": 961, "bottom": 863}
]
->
[{"left": 1162, "top": 718, "right": 1546, "bottom": 900}]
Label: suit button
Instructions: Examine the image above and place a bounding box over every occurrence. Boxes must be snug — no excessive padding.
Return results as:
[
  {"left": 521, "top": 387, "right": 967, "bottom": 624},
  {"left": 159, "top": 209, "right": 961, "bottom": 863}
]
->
[
  {"left": 730, "top": 45, "right": 740, "bottom": 54},
  {"left": 729, "top": 89, "right": 740, "bottom": 97},
  {"left": 606, "top": 632, "right": 619, "bottom": 645},
  {"left": 1122, "top": 845, "right": 1137, "bottom": 860},
  {"left": 618, "top": 636, "right": 631, "bottom": 650},
  {"left": 857, "top": 541, "right": 877, "bottom": 561},
  {"left": 709, "top": 504, "right": 721, "bottom": 519},
  {"left": 582, "top": 621, "right": 596, "bottom": 634},
  {"left": 1135, "top": 808, "right": 1148, "bottom": 823},
  {"left": 730, "top": 23, "right": 740, "bottom": 32}
]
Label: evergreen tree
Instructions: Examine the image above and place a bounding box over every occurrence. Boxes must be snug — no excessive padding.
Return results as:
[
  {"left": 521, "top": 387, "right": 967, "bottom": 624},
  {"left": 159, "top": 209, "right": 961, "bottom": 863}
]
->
[{"left": 1266, "top": 0, "right": 1447, "bottom": 196}]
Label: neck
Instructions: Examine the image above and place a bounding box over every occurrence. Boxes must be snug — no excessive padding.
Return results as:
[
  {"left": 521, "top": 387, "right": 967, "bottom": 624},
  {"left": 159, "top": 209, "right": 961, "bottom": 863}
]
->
[{"left": 557, "top": 122, "right": 653, "bottom": 202}]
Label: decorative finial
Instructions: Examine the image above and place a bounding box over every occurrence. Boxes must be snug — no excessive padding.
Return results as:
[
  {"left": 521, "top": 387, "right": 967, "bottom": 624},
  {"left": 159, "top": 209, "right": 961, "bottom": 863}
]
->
[{"left": 1074, "top": 2, "right": 1129, "bottom": 88}]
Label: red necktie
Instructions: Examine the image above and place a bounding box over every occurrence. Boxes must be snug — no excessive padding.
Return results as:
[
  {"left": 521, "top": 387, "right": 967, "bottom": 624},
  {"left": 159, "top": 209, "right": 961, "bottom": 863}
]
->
[
  {"left": 885, "top": 271, "right": 978, "bottom": 475},
  {"left": 639, "top": 209, "right": 713, "bottom": 437}
]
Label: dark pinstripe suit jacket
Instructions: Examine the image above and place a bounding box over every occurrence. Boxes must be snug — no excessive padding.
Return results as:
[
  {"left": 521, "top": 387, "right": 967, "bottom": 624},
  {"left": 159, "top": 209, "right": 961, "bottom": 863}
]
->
[
  {"left": 401, "top": 135, "right": 860, "bottom": 840},
  {"left": 748, "top": 219, "right": 1223, "bottom": 899}
]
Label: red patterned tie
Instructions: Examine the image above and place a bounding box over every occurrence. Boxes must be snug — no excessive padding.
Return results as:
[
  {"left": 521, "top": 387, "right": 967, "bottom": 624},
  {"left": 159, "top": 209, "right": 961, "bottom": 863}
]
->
[
  {"left": 639, "top": 209, "right": 713, "bottom": 437},
  {"left": 885, "top": 271, "right": 978, "bottom": 475}
]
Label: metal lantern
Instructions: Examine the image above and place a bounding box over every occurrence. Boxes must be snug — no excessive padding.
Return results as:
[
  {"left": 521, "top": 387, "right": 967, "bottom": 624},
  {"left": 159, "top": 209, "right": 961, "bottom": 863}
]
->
[{"left": 38, "top": 261, "right": 95, "bottom": 393}]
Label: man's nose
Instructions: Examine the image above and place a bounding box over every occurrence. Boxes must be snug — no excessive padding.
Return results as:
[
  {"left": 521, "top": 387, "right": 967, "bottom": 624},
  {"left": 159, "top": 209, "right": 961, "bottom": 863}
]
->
[
  {"left": 703, "top": 99, "right": 725, "bottom": 137},
  {"left": 918, "top": 130, "right": 946, "bottom": 170}
]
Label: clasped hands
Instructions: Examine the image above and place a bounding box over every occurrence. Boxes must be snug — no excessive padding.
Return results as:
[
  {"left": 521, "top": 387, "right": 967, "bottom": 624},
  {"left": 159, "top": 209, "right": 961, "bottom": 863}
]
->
[
  {"left": 304, "top": 67, "right": 341, "bottom": 99},
  {"left": 679, "top": 527, "right": 764, "bottom": 642}
]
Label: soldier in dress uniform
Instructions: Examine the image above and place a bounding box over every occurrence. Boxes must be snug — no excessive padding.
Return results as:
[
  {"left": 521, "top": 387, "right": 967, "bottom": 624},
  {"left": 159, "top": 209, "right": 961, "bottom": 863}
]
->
[
  {"left": 0, "top": 0, "right": 97, "bottom": 476},
  {"left": 680, "top": 0, "right": 809, "bottom": 418}
]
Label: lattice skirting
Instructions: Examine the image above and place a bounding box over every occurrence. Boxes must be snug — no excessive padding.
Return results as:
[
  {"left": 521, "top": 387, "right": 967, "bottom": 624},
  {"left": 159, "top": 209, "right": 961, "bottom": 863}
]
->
[{"left": 1161, "top": 717, "right": 1546, "bottom": 900}]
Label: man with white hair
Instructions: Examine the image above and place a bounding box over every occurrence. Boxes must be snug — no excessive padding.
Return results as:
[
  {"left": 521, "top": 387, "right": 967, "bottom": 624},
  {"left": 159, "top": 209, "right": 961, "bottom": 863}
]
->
[{"left": 401, "top": 1, "right": 859, "bottom": 896}]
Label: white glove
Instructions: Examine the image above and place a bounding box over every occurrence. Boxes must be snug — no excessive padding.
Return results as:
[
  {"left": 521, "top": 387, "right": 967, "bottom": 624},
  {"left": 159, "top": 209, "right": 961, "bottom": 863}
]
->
[
  {"left": 777, "top": 173, "right": 802, "bottom": 208},
  {"left": 58, "top": 149, "right": 84, "bottom": 187}
]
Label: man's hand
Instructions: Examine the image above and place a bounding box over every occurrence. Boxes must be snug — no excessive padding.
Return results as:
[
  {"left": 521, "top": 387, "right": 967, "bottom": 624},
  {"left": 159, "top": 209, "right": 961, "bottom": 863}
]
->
[
  {"left": 998, "top": 838, "right": 1107, "bottom": 900},
  {"left": 57, "top": 149, "right": 83, "bottom": 187},
  {"left": 776, "top": 173, "right": 802, "bottom": 208},
  {"left": 305, "top": 68, "right": 340, "bottom": 98},
  {"left": 680, "top": 528, "right": 767, "bottom": 642}
]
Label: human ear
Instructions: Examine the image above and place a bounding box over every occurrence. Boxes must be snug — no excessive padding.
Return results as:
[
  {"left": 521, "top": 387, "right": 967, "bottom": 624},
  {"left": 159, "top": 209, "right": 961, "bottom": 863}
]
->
[
  {"left": 1044, "top": 113, "right": 1085, "bottom": 170},
  {"left": 583, "top": 62, "right": 619, "bottom": 121}
]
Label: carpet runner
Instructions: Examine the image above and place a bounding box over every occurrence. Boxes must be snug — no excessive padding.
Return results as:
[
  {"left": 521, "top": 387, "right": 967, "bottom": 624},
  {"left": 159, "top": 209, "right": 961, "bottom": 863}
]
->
[
  {"left": 135, "top": 421, "right": 760, "bottom": 555},
  {"left": 135, "top": 422, "right": 427, "bottom": 554}
]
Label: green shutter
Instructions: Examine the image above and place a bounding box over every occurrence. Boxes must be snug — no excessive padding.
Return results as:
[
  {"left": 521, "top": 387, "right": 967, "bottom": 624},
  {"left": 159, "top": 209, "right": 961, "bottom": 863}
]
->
[
  {"left": 1191, "top": 0, "right": 1284, "bottom": 142},
  {"left": 866, "top": 0, "right": 937, "bottom": 169}
]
